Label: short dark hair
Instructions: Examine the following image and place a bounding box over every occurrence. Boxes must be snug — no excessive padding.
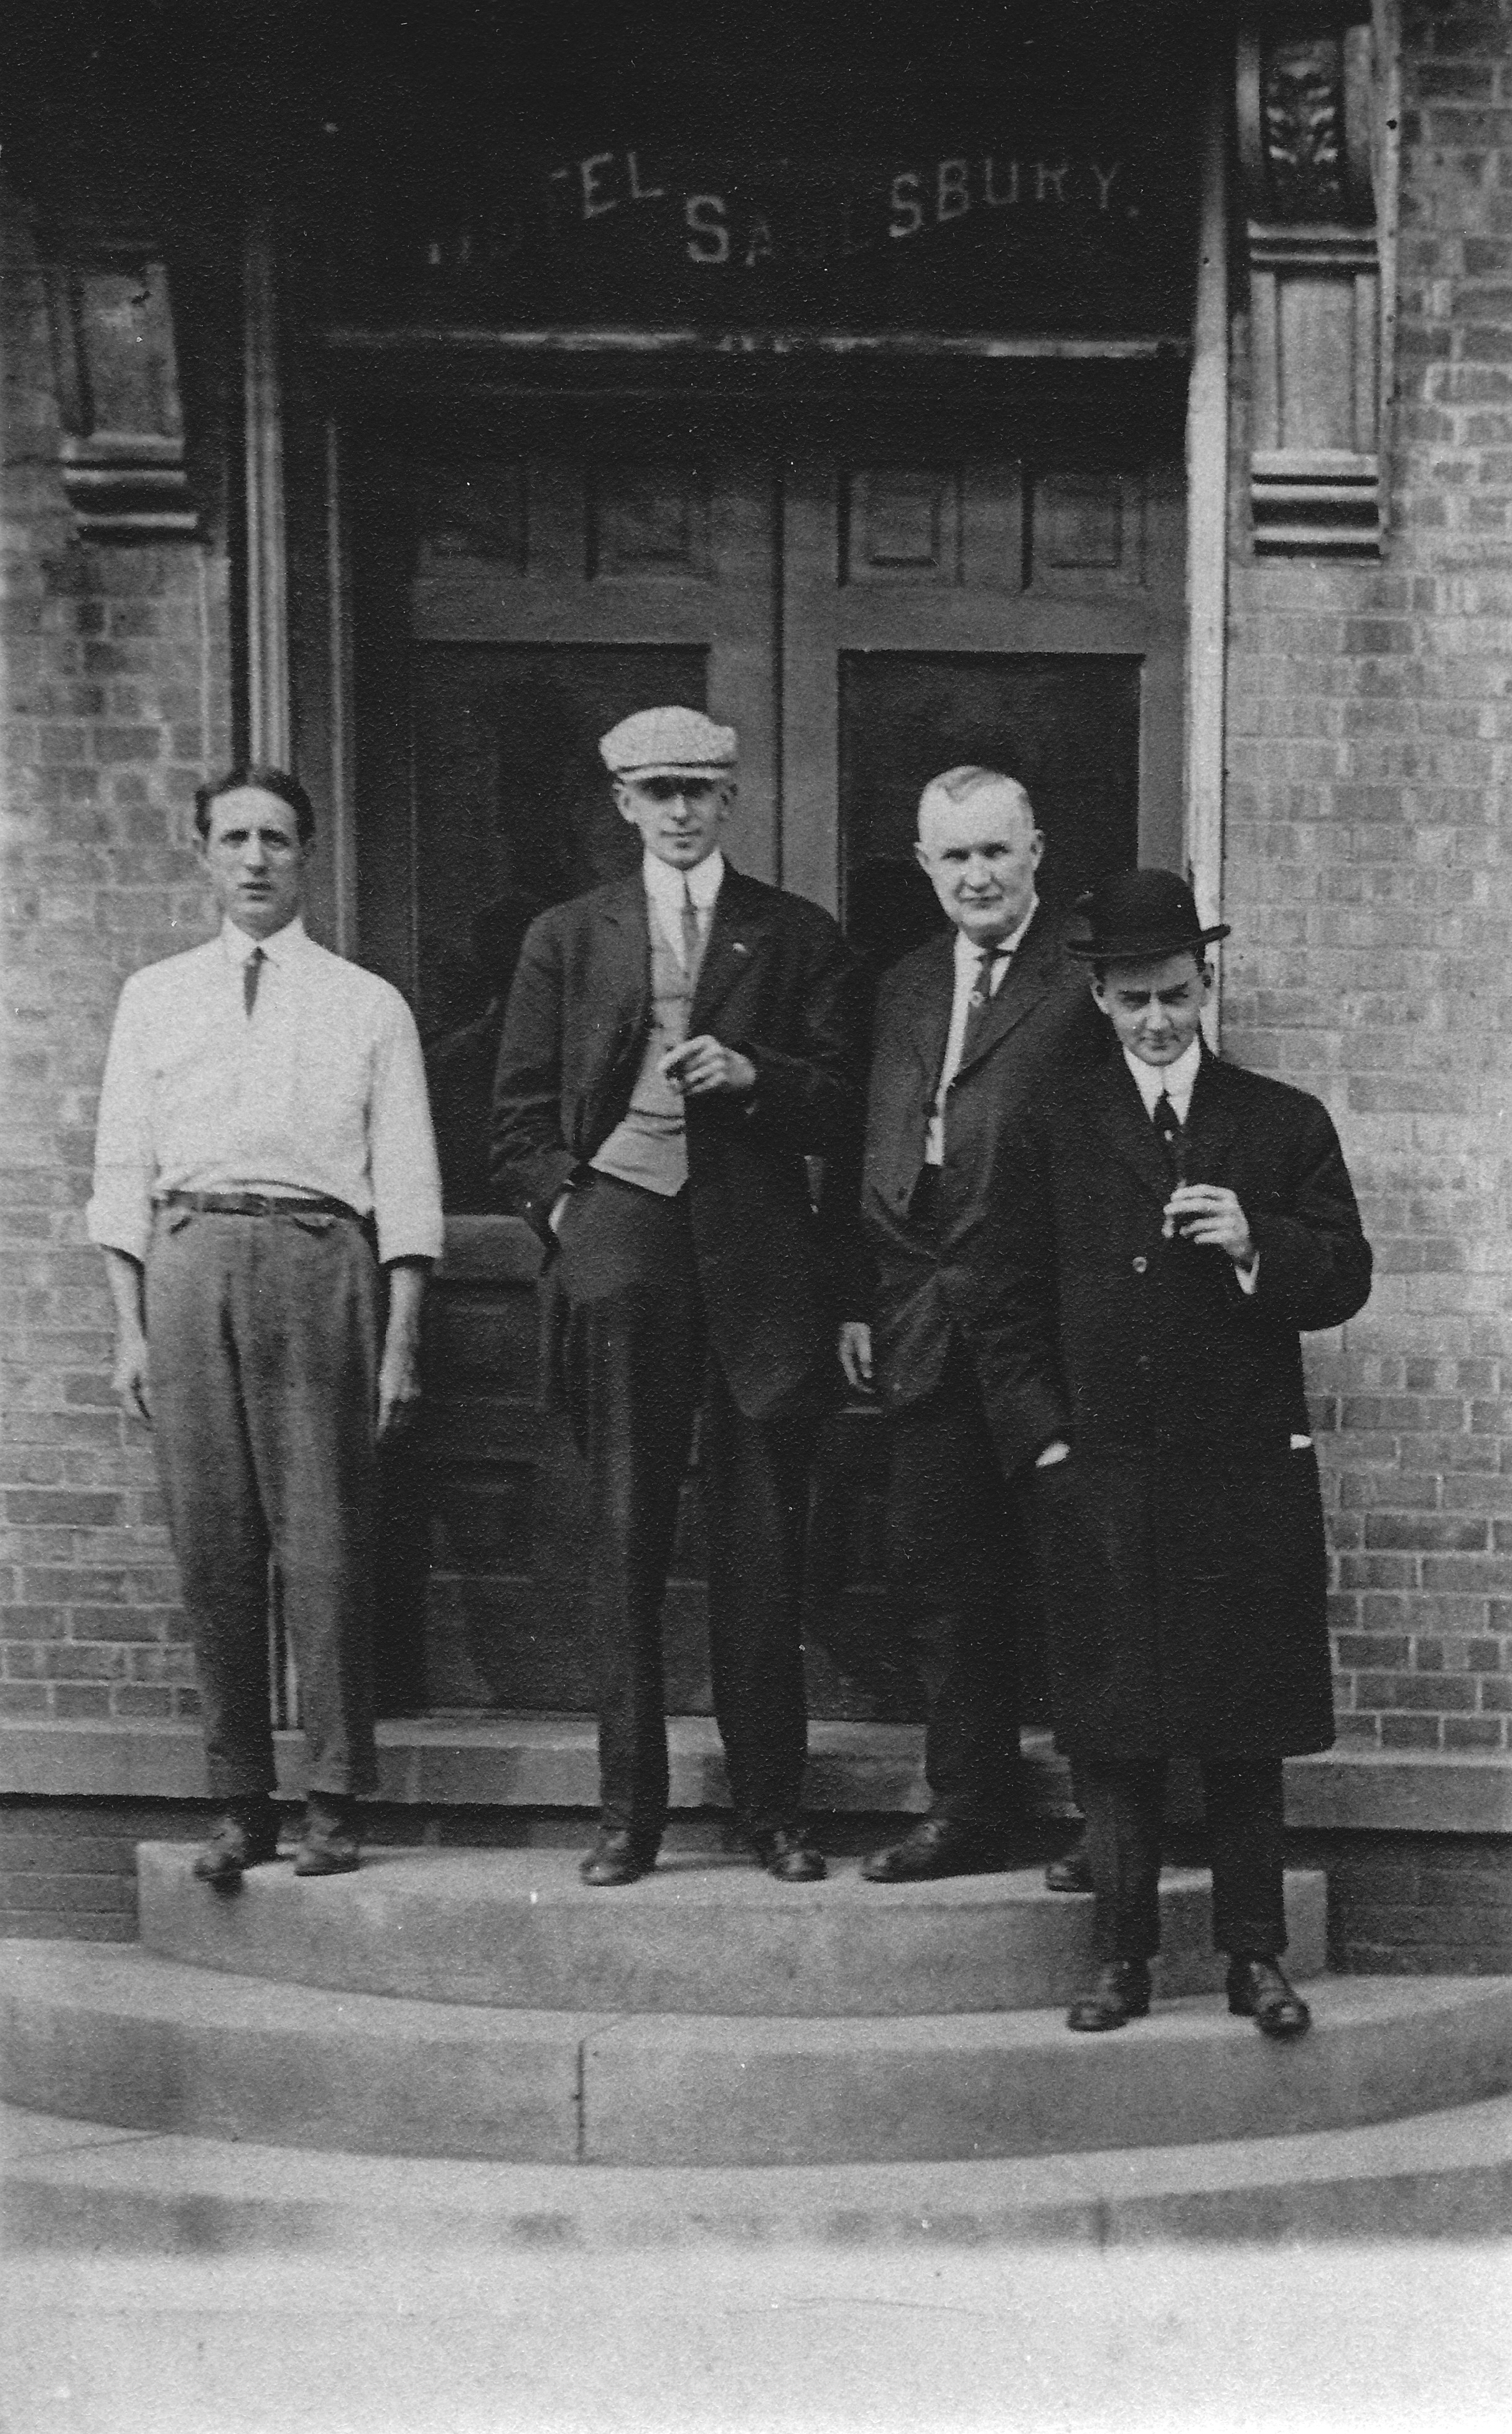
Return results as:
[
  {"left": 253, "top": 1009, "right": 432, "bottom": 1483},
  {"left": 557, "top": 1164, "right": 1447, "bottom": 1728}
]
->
[{"left": 194, "top": 764, "right": 316, "bottom": 846}]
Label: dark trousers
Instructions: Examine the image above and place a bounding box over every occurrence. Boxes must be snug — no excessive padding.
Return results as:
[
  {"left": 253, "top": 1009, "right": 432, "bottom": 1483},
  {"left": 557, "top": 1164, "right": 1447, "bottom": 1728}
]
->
[
  {"left": 884, "top": 1337, "right": 1030, "bottom": 1827},
  {"left": 145, "top": 1208, "right": 380, "bottom": 1802},
  {"left": 554, "top": 1176, "right": 811, "bottom": 1845},
  {"left": 1078, "top": 1756, "right": 1287, "bottom": 1961}
]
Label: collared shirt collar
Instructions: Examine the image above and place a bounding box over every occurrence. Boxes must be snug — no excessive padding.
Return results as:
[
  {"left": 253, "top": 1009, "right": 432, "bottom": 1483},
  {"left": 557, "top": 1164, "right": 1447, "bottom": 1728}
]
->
[
  {"left": 219, "top": 913, "right": 309, "bottom": 967},
  {"left": 1124, "top": 1033, "right": 1203, "bottom": 1124},
  {"left": 642, "top": 847, "right": 724, "bottom": 919},
  {"left": 951, "top": 892, "right": 1038, "bottom": 981}
]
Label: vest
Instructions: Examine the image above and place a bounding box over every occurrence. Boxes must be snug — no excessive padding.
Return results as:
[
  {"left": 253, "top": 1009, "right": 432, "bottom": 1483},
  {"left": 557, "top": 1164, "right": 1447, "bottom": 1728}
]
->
[{"left": 590, "top": 906, "right": 702, "bottom": 1195}]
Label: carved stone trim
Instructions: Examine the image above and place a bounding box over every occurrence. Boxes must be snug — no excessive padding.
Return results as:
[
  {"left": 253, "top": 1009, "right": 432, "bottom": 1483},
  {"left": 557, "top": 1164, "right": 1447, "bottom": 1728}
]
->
[
  {"left": 41, "top": 229, "right": 199, "bottom": 539},
  {"left": 1235, "top": 8, "right": 1398, "bottom": 559}
]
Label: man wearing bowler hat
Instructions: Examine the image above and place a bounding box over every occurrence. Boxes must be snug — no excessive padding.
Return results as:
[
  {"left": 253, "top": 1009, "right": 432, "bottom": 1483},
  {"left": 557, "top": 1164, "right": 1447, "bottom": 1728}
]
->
[
  {"left": 975, "top": 869, "right": 1371, "bottom": 2036},
  {"left": 492, "top": 707, "right": 863, "bottom": 1886}
]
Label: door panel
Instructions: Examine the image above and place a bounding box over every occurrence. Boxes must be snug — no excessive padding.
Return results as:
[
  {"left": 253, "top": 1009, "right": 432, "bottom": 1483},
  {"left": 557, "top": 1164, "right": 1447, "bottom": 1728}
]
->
[
  {"left": 781, "top": 451, "right": 1185, "bottom": 917},
  {"left": 354, "top": 432, "right": 1187, "bottom": 1721},
  {"left": 839, "top": 651, "right": 1141, "bottom": 966}
]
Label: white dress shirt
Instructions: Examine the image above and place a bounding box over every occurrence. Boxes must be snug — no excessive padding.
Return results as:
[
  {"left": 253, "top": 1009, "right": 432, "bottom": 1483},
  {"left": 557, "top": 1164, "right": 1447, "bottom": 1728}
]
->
[
  {"left": 1122, "top": 1037, "right": 1258, "bottom": 1295},
  {"left": 925, "top": 897, "right": 1038, "bottom": 1167},
  {"left": 642, "top": 846, "right": 724, "bottom": 969},
  {"left": 87, "top": 916, "right": 444, "bottom": 1266},
  {"left": 1122, "top": 1033, "right": 1202, "bottom": 1126}
]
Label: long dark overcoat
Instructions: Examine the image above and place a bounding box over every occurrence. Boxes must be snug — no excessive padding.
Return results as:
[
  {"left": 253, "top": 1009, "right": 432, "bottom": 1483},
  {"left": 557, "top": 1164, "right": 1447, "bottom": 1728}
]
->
[
  {"left": 974, "top": 1041, "right": 1373, "bottom": 1763},
  {"left": 490, "top": 864, "right": 864, "bottom": 1422}
]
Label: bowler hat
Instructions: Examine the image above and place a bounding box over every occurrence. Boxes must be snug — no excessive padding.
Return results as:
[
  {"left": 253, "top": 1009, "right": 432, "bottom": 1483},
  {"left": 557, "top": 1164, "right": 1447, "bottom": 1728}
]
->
[{"left": 1066, "top": 867, "right": 1230, "bottom": 963}]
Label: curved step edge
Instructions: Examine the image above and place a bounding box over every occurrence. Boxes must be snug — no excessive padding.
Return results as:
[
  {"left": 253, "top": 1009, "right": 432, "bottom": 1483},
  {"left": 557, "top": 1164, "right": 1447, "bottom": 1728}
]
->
[
  {"left": 4, "top": 2091, "right": 1510, "bottom": 2254},
  {"left": 134, "top": 1845, "right": 1329, "bottom": 2018},
  {"left": 4, "top": 1944, "right": 1511, "bottom": 2170}
]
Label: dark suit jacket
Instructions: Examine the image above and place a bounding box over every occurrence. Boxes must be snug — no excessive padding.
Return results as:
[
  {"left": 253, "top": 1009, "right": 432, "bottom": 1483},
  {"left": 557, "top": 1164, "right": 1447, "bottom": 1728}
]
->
[
  {"left": 971, "top": 1040, "right": 1373, "bottom": 1759},
  {"left": 854, "top": 905, "right": 1101, "bottom": 1412},
  {"left": 490, "top": 864, "right": 864, "bottom": 1420}
]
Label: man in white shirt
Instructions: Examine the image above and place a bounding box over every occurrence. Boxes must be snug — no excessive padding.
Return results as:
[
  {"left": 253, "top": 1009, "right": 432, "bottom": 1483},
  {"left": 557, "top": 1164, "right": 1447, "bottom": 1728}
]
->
[
  {"left": 492, "top": 707, "right": 863, "bottom": 1886},
  {"left": 839, "top": 768, "right": 1101, "bottom": 1881},
  {"left": 976, "top": 869, "right": 1372, "bottom": 2036},
  {"left": 88, "top": 766, "right": 444, "bottom": 1885}
]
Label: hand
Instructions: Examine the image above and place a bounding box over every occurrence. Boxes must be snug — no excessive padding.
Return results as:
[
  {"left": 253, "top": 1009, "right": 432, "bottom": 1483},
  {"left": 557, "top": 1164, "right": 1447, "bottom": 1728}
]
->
[
  {"left": 548, "top": 1191, "right": 572, "bottom": 1238},
  {"left": 1035, "top": 1440, "right": 1071, "bottom": 1468},
  {"left": 111, "top": 1325, "right": 152, "bottom": 1426},
  {"left": 1163, "top": 1184, "right": 1255, "bottom": 1269},
  {"left": 838, "top": 1320, "right": 874, "bottom": 1392},
  {"left": 376, "top": 1341, "right": 422, "bottom": 1444},
  {"left": 659, "top": 1035, "right": 757, "bottom": 1098}
]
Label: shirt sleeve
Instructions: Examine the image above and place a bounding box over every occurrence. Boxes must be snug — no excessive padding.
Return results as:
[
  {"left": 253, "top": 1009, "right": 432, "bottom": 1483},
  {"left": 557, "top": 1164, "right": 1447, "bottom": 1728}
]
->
[
  {"left": 368, "top": 991, "right": 445, "bottom": 1264},
  {"left": 86, "top": 979, "right": 157, "bottom": 1264}
]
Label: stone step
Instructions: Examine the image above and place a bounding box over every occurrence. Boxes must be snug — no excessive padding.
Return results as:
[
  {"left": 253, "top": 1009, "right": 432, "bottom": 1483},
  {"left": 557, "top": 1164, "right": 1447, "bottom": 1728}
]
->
[
  {"left": 4, "top": 1943, "right": 1510, "bottom": 2169},
  {"left": 134, "top": 1845, "right": 1329, "bottom": 2017},
  {"left": 5, "top": 2089, "right": 1510, "bottom": 2254}
]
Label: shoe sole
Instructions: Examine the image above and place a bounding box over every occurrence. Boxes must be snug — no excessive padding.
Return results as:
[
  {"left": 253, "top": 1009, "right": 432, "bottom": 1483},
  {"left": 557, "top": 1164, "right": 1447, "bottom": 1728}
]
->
[{"left": 1229, "top": 2000, "right": 1311, "bottom": 2040}]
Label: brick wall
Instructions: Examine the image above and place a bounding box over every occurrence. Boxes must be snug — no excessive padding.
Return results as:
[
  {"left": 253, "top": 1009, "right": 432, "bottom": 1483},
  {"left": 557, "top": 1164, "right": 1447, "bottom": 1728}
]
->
[
  {"left": 1, "top": 184, "right": 229, "bottom": 1727},
  {"left": 6, "top": 10, "right": 1512, "bottom": 1769},
  {"left": 1223, "top": 1, "right": 1512, "bottom": 1756}
]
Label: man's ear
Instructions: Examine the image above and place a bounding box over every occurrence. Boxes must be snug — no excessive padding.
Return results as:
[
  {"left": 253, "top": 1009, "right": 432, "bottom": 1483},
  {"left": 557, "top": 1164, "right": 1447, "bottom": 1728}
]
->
[{"left": 912, "top": 838, "right": 931, "bottom": 875}]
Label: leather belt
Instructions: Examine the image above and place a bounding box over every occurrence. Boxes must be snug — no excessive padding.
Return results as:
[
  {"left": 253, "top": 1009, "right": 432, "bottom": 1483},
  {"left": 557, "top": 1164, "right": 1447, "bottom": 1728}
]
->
[{"left": 159, "top": 1190, "right": 366, "bottom": 1225}]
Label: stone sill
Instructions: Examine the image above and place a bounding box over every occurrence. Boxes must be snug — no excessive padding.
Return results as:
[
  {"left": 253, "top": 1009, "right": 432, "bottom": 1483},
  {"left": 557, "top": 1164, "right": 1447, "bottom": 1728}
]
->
[{"left": 1, "top": 1717, "right": 1508, "bottom": 1835}]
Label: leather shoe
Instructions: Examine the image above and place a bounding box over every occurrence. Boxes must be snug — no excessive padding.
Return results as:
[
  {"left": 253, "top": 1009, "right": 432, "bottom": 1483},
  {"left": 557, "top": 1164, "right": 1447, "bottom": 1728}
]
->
[
  {"left": 192, "top": 1802, "right": 281, "bottom": 1888},
  {"left": 579, "top": 1829, "right": 658, "bottom": 1887},
  {"left": 861, "top": 1815, "right": 1007, "bottom": 1883},
  {"left": 1226, "top": 1955, "right": 1312, "bottom": 2040},
  {"left": 1043, "top": 1831, "right": 1093, "bottom": 1894},
  {"left": 293, "top": 1793, "right": 362, "bottom": 1877},
  {"left": 1066, "top": 1957, "right": 1152, "bottom": 2032},
  {"left": 749, "top": 1826, "right": 826, "bottom": 1882}
]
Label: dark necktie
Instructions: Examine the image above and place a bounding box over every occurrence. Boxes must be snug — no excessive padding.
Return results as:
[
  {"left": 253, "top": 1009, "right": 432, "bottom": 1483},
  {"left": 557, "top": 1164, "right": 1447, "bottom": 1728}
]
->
[
  {"left": 1151, "top": 1088, "right": 1183, "bottom": 1180},
  {"left": 960, "top": 944, "right": 1010, "bottom": 1061},
  {"left": 243, "top": 946, "right": 265, "bottom": 1019},
  {"left": 679, "top": 882, "right": 702, "bottom": 981}
]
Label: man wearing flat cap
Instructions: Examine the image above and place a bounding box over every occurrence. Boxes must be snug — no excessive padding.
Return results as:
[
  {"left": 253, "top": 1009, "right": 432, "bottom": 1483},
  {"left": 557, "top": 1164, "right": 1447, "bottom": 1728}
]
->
[
  {"left": 492, "top": 706, "right": 864, "bottom": 1885},
  {"left": 976, "top": 869, "right": 1371, "bottom": 2038}
]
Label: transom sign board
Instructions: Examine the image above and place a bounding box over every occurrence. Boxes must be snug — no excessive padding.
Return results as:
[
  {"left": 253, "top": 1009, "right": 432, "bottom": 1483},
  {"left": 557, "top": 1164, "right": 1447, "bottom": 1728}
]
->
[{"left": 337, "top": 128, "right": 1202, "bottom": 337}]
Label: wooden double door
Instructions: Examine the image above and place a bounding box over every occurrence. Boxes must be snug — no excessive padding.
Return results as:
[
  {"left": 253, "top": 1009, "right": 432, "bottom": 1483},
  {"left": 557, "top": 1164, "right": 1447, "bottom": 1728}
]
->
[{"left": 352, "top": 423, "right": 1187, "bottom": 1717}]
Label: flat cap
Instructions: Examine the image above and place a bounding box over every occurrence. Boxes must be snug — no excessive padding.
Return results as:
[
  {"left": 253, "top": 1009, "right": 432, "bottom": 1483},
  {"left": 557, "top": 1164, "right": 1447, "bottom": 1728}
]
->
[{"left": 599, "top": 705, "right": 738, "bottom": 778}]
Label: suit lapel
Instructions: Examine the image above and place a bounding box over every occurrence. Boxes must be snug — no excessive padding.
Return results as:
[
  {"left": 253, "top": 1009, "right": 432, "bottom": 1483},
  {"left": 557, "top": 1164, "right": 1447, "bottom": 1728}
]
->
[
  {"left": 690, "top": 867, "right": 771, "bottom": 1030},
  {"left": 951, "top": 909, "right": 1060, "bottom": 1084},
  {"left": 1181, "top": 1048, "right": 1243, "bottom": 1184},
  {"left": 593, "top": 876, "right": 651, "bottom": 1047},
  {"left": 1093, "top": 1054, "right": 1175, "bottom": 1209},
  {"left": 897, "top": 935, "right": 956, "bottom": 1098}
]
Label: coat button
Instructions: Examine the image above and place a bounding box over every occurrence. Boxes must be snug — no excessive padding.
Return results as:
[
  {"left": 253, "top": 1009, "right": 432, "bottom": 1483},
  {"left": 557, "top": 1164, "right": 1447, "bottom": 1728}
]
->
[{"left": 1132, "top": 1255, "right": 1148, "bottom": 1274}]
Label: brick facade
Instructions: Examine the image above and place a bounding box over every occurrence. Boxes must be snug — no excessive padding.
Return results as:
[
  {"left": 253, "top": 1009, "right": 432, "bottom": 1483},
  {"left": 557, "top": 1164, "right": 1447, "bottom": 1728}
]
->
[
  {"left": 1223, "top": 2, "right": 1512, "bottom": 1756},
  {"left": 1, "top": 187, "right": 229, "bottom": 1727},
  {"left": 3, "top": 11, "right": 1512, "bottom": 1773}
]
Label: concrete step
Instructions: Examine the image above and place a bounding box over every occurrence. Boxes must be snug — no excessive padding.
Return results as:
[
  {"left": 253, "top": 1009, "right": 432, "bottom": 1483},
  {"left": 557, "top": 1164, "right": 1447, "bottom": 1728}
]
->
[
  {"left": 134, "top": 1845, "right": 1329, "bottom": 2017},
  {"left": 5, "top": 2089, "right": 1510, "bottom": 2254},
  {"left": 4, "top": 1942, "right": 1510, "bottom": 2168}
]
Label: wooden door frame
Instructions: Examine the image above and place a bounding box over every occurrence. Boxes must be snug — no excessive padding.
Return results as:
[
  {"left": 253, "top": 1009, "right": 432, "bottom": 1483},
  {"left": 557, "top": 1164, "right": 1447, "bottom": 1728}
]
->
[{"left": 265, "top": 89, "right": 1232, "bottom": 1028}]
